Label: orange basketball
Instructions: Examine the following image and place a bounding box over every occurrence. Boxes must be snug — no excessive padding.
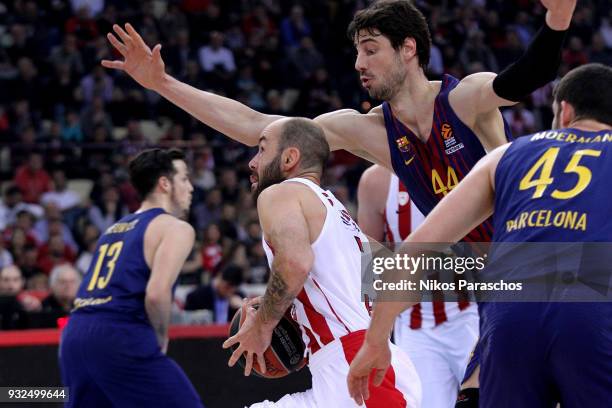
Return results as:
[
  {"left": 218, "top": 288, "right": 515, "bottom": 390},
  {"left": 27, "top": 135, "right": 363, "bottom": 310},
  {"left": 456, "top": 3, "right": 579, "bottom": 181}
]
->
[{"left": 228, "top": 304, "right": 306, "bottom": 379}]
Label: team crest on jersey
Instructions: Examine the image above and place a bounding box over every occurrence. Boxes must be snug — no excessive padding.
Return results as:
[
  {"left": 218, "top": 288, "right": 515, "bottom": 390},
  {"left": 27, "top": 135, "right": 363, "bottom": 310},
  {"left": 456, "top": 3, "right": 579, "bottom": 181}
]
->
[
  {"left": 396, "top": 136, "right": 416, "bottom": 165},
  {"left": 441, "top": 123, "right": 465, "bottom": 155},
  {"left": 398, "top": 191, "right": 409, "bottom": 206}
]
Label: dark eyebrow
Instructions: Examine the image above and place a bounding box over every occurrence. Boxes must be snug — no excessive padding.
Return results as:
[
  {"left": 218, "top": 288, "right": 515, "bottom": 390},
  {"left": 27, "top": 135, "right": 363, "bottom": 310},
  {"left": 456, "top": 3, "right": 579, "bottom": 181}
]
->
[{"left": 358, "top": 38, "right": 379, "bottom": 46}]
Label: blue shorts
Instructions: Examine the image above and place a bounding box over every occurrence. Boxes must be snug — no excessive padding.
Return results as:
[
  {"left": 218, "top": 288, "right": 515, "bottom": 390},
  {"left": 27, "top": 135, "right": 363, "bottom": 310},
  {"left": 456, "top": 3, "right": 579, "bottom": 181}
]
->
[
  {"left": 59, "top": 315, "right": 204, "bottom": 408},
  {"left": 479, "top": 302, "right": 612, "bottom": 408}
]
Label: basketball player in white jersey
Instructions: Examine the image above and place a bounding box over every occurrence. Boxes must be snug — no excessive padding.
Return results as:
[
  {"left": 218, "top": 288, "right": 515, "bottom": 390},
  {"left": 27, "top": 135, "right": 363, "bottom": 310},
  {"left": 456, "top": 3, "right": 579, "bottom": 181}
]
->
[
  {"left": 358, "top": 165, "right": 478, "bottom": 408},
  {"left": 223, "top": 118, "right": 421, "bottom": 407}
]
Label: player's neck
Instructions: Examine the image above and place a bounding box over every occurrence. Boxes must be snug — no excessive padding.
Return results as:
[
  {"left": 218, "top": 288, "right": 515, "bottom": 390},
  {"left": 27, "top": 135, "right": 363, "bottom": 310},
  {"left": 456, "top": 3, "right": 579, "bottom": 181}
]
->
[
  {"left": 566, "top": 118, "right": 610, "bottom": 132},
  {"left": 388, "top": 69, "right": 438, "bottom": 125},
  {"left": 138, "top": 195, "right": 173, "bottom": 216},
  {"left": 288, "top": 171, "right": 320, "bottom": 186}
]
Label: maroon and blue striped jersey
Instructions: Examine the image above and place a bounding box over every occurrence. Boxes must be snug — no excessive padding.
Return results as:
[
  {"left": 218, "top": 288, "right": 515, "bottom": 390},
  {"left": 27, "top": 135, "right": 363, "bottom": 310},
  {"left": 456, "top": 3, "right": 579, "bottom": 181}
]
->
[{"left": 383, "top": 74, "right": 513, "bottom": 242}]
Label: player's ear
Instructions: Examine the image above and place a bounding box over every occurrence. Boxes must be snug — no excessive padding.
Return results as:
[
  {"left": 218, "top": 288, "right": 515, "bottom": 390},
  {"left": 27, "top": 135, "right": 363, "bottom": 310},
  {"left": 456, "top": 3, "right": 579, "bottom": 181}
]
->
[
  {"left": 281, "top": 147, "right": 300, "bottom": 171},
  {"left": 401, "top": 37, "right": 416, "bottom": 61},
  {"left": 159, "top": 175, "right": 171, "bottom": 193},
  {"left": 560, "top": 100, "right": 575, "bottom": 128}
]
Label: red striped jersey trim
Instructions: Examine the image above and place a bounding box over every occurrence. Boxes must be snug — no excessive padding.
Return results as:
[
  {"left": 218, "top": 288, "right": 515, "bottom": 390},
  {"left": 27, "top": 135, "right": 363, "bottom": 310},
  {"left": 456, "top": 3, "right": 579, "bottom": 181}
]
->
[{"left": 297, "top": 288, "right": 334, "bottom": 345}]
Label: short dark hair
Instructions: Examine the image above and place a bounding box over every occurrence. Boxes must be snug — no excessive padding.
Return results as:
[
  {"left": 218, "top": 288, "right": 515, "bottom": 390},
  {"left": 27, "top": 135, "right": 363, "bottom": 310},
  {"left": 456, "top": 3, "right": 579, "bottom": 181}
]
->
[
  {"left": 128, "top": 148, "right": 186, "bottom": 199},
  {"left": 277, "top": 118, "right": 330, "bottom": 175},
  {"left": 553, "top": 63, "right": 612, "bottom": 127},
  {"left": 221, "top": 265, "right": 243, "bottom": 287},
  {"left": 347, "top": 0, "right": 431, "bottom": 70}
]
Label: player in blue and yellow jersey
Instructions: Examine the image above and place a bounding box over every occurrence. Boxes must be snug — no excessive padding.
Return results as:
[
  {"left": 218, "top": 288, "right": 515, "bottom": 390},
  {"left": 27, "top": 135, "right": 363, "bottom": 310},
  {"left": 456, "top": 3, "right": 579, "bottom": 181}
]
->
[
  {"left": 349, "top": 63, "right": 612, "bottom": 407},
  {"left": 59, "top": 149, "right": 204, "bottom": 408}
]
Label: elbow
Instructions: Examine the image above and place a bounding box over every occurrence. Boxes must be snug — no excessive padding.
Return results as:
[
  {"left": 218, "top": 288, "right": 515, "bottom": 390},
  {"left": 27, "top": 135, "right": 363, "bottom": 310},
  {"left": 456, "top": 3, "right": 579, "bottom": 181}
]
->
[
  {"left": 275, "top": 256, "right": 312, "bottom": 281},
  {"left": 145, "top": 287, "right": 170, "bottom": 307}
]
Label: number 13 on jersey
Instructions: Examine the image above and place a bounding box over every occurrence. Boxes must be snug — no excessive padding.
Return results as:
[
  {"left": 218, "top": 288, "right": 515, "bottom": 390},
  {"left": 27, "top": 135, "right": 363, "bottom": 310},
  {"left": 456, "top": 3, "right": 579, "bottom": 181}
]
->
[{"left": 87, "top": 241, "right": 124, "bottom": 291}]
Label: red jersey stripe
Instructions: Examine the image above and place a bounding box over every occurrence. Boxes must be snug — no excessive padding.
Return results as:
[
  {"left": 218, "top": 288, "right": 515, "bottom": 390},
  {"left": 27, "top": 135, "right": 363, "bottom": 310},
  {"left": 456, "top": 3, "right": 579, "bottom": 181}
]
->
[
  {"left": 312, "top": 278, "right": 351, "bottom": 335},
  {"left": 297, "top": 288, "right": 334, "bottom": 345}
]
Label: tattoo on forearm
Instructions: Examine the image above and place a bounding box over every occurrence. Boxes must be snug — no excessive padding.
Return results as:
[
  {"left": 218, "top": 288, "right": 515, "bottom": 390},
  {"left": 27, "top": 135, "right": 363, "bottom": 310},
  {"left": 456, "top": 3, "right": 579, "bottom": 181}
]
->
[{"left": 259, "top": 270, "right": 296, "bottom": 325}]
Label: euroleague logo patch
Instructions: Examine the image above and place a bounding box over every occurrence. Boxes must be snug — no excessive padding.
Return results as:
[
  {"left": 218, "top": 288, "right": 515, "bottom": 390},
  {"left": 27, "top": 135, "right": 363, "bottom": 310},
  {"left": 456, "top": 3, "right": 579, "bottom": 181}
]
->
[{"left": 441, "top": 123, "right": 465, "bottom": 155}]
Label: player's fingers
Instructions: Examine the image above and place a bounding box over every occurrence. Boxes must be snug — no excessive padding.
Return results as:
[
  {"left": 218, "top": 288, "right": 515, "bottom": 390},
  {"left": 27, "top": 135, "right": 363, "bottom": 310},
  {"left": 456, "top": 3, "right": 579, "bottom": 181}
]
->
[
  {"left": 359, "top": 376, "right": 369, "bottom": 403},
  {"left": 228, "top": 345, "right": 244, "bottom": 367},
  {"left": 347, "top": 375, "right": 360, "bottom": 405},
  {"left": 106, "top": 33, "right": 127, "bottom": 56},
  {"left": 372, "top": 368, "right": 386, "bottom": 387},
  {"left": 101, "top": 60, "right": 125, "bottom": 70},
  {"left": 154, "top": 44, "right": 163, "bottom": 61},
  {"left": 113, "top": 24, "right": 133, "bottom": 47},
  {"left": 222, "top": 335, "right": 237, "bottom": 349},
  {"left": 256, "top": 352, "right": 266, "bottom": 374},
  {"left": 244, "top": 351, "right": 253, "bottom": 376},
  {"left": 125, "top": 23, "right": 146, "bottom": 48}
]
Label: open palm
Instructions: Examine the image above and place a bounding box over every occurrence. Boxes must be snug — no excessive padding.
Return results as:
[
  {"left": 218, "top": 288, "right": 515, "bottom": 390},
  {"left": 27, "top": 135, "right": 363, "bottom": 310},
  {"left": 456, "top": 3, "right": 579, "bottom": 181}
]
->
[{"left": 101, "top": 23, "right": 165, "bottom": 90}]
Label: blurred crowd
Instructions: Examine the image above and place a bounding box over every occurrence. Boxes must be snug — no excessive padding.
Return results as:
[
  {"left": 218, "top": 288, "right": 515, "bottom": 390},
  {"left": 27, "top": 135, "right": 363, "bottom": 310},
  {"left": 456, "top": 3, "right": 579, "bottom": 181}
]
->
[{"left": 0, "top": 0, "right": 610, "bottom": 329}]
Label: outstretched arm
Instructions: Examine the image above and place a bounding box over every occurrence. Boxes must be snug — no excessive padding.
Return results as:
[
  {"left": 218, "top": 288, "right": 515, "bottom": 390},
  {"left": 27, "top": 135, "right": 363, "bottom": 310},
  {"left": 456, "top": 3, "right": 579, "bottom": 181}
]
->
[
  {"left": 102, "top": 23, "right": 281, "bottom": 146},
  {"left": 223, "top": 184, "right": 313, "bottom": 375},
  {"left": 450, "top": 1, "right": 576, "bottom": 126}
]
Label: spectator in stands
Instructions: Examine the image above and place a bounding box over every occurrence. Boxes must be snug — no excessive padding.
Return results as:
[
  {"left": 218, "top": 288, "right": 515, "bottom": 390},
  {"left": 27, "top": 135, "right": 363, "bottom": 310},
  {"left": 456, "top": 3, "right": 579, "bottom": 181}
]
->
[
  {"left": 184, "top": 265, "right": 244, "bottom": 324},
  {"left": 87, "top": 186, "right": 126, "bottom": 232},
  {"left": 503, "top": 102, "right": 537, "bottom": 136},
  {"left": 192, "top": 188, "right": 222, "bottom": 231},
  {"left": 0, "top": 239, "right": 13, "bottom": 270},
  {"left": 81, "top": 96, "right": 113, "bottom": 139},
  {"left": 33, "top": 203, "right": 78, "bottom": 253},
  {"left": 589, "top": 32, "right": 612, "bottom": 66},
  {"left": 13, "top": 152, "right": 51, "bottom": 204},
  {"left": 48, "top": 33, "right": 84, "bottom": 76},
  {"left": 280, "top": 5, "right": 311, "bottom": 48},
  {"left": 563, "top": 36, "right": 589, "bottom": 69},
  {"left": 288, "top": 36, "right": 324, "bottom": 83},
  {"left": 41, "top": 263, "right": 80, "bottom": 314},
  {"left": 0, "top": 265, "right": 28, "bottom": 329},
  {"left": 75, "top": 223, "right": 99, "bottom": 275},
  {"left": 201, "top": 223, "right": 223, "bottom": 275},
  {"left": 198, "top": 31, "right": 236, "bottom": 77},
  {"left": 18, "top": 244, "right": 44, "bottom": 281},
  {"left": 37, "top": 234, "right": 76, "bottom": 276},
  {"left": 459, "top": 30, "right": 499, "bottom": 73},
  {"left": 164, "top": 28, "right": 195, "bottom": 78},
  {"left": 41, "top": 169, "right": 81, "bottom": 212},
  {"left": 77, "top": 65, "right": 114, "bottom": 105},
  {"left": 0, "top": 185, "right": 43, "bottom": 231},
  {"left": 0, "top": 265, "right": 41, "bottom": 312}
]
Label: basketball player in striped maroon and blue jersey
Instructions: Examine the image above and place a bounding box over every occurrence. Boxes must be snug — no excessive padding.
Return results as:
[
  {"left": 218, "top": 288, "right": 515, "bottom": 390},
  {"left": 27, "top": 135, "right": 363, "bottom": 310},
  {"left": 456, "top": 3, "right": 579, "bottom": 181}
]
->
[
  {"left": 359, "top": 165, "right": 477, "bottom": 408},
  {"left": 349, "top": 63, "right": 612, "bottom": 408}
]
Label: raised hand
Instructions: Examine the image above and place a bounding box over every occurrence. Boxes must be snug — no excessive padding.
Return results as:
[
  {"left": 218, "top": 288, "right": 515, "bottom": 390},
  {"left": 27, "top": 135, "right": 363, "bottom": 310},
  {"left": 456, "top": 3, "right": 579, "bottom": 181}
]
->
[
  {"left": 540, "top": 0, "right": 577, "bottom": 30},
  {"left": 101, "top": 23, "right": 166, "bottom": 91}
]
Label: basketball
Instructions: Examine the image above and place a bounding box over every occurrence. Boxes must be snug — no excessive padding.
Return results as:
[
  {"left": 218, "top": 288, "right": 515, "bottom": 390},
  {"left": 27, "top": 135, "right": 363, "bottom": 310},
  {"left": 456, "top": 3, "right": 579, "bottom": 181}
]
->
[{"left": 228, "top": 303, "right": 306, "bottom": 379}]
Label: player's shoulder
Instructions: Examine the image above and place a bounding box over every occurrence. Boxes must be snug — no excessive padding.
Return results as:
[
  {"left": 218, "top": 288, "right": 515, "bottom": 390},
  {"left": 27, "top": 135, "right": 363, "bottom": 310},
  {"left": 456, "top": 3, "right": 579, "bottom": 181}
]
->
[
  {"left": 456, "top": 72, "right": 497, "bottom": 88},
  {"left": 314, "top": 107, "right": 383, "bottom": 127},
  {"left": 359, "top": 164, "right": 391, "bottom": 190},
  {"left": 258, "top": 181, "right": 312, "bottom": 202},
  {"left": 148, "top": 213, "right": 195, "bottom": 239}
]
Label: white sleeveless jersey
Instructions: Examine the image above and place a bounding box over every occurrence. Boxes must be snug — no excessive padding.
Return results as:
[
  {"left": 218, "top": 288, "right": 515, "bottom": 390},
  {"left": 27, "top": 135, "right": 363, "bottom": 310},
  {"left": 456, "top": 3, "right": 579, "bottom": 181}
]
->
[
  {"left": 384, "top": 174, "right": 471, "bottom": 329},
  {"left": 262, "top": 178, "right": 371, "bottom": 354}
]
